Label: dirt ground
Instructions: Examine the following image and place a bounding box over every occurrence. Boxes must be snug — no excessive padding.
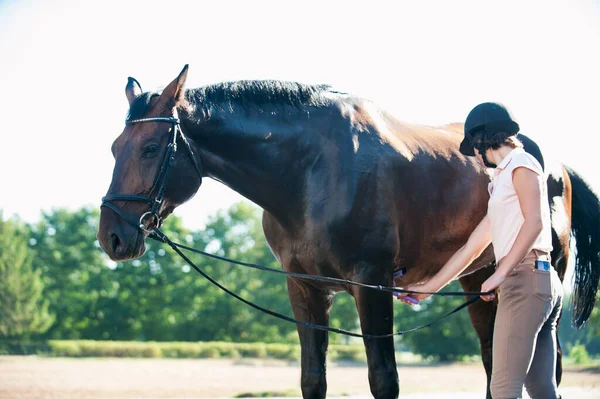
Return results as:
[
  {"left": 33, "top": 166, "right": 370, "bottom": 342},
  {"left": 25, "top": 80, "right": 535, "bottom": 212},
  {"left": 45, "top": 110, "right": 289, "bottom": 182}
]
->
[{"left": 0, "top": 356, "right": 598, "bottom": 399}]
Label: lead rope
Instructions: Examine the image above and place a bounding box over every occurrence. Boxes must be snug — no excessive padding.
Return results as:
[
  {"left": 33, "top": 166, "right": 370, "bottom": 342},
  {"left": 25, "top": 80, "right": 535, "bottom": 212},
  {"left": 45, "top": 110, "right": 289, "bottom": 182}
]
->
[{"left": 150, "top": 228, "right": 489, "bottom": 339}]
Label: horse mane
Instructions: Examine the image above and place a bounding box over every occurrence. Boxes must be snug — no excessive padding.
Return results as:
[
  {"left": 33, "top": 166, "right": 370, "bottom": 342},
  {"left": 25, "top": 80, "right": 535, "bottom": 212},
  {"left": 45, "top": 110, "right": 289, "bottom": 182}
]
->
[
  {"left": 127, "top": 81, "right": 336, "bottom": 121},
  {"left": 186, "top": 81, "right": 335, "bottom": 112}
]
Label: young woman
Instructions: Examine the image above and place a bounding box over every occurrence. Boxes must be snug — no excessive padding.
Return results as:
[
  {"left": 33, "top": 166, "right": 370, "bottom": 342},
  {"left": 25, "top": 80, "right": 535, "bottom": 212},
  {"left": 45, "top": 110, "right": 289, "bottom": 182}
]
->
[{"left": 397, "top": 102, "right": 563, "bottom": 399}]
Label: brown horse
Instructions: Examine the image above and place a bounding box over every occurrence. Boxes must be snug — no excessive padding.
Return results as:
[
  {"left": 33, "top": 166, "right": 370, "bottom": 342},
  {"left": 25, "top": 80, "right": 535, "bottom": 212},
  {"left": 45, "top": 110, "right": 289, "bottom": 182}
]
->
[{"left": 97, "top": 65, "right": 600, "bottom": 399}]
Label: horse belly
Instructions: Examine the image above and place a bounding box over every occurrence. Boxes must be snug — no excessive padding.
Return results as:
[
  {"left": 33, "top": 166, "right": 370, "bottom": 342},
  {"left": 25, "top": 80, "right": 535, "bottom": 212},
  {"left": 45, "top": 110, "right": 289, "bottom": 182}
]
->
[{"left": 393, "top": 167, "right": 492, "bottom": 285}]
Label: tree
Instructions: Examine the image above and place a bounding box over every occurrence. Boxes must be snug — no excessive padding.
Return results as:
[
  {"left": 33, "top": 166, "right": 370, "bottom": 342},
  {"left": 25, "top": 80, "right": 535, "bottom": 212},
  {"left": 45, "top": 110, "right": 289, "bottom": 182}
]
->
[
  {"left": 394, "top": 281, "right": 480, "bottom": 361},
  {"left": 0, "top": 213, "right": 54, "bottom": 339},
  {"left": 19, "top": 204, "right": 370, "bottom": 344},
  {"left": 559, "top": 292, "right": 600, "bottom": 355},
  {"left": 28, "top": 207, "right": 113, "bottom": 339},
  {"left": 105, "top": 214, "right": 199, "bottom": 341},
  {"left": 170, "top": 202, "right": 298, "bottom": 343}
]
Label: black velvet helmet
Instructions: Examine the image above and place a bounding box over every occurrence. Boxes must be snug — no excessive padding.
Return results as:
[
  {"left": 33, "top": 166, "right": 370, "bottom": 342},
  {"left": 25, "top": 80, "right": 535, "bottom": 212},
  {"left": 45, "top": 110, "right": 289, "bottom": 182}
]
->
[{"left": 459, "top": 102, "right": 520, "bottom": 156}]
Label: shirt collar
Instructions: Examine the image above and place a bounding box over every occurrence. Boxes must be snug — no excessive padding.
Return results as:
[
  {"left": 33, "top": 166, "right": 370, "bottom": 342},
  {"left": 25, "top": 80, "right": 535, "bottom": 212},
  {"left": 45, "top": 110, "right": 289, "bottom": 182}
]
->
[{"left": 496, "top": 147, "right": 524, "bottom": 171}]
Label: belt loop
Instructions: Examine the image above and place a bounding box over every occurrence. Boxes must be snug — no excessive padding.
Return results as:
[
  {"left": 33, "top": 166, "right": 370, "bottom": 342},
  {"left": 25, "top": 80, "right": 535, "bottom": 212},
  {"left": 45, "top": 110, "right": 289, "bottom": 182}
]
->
[{"left": 533, "top": 249, "right": 551, "bottom": 262}]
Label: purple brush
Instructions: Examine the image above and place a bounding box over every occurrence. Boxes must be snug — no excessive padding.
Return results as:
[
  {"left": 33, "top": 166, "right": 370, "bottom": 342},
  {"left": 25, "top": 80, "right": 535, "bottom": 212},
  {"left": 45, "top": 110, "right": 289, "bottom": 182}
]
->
[
  {"left": 403, "top": 296, "right": 420, "bottom": 304},
  {"left": 392, "top": 268, "right": 419, "bottom": 304},
  {"left": 393, "top": 292, "right": 420, "bottom": 304}
]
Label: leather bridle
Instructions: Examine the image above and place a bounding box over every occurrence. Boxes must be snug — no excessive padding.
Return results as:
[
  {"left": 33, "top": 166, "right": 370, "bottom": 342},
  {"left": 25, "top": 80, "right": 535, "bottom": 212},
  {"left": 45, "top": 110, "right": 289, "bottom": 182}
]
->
[{"left": 101, "top": 116, "right": 202, "bottom": 233}]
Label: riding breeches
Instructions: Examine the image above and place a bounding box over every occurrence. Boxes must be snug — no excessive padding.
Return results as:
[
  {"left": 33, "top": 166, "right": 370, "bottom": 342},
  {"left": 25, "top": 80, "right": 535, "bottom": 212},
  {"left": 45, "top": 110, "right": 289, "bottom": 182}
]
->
[{"left": 491, "top": 250, "right": 563, "bottom": 399}]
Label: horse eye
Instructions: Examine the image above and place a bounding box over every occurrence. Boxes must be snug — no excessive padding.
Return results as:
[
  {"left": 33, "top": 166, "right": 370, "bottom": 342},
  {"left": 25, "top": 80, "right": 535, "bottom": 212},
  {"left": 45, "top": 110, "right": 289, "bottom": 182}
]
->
[{"left": 142, "top": 144, "right": 159, "bottom": 158}]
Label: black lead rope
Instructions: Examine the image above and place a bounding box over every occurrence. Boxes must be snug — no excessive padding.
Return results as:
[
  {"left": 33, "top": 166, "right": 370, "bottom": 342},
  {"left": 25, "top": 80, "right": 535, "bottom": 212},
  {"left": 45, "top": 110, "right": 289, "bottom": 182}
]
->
[
  {"left": 159, "top": 236, "right": 491, "bottom": 297},
  {"left": 150, "top": 228, "right": 489, "bottom": 339}
]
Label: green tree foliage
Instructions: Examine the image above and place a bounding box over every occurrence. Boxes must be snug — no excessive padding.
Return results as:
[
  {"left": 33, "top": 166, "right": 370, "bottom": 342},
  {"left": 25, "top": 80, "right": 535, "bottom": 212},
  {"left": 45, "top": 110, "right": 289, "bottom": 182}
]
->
[
  {"left": 559, "top": 292, "right": 600, "bottom": 355},
  {"left": 176, "top": 202, "right": 297, "bottom": 342},
  {"left": 22, "top": 203, "right": 357, "bottom": 343},
  {"left": 117, "top": 202, "right": 358, "bottom": 343},
  {"left": 182, "top": 202, "right": 359, "bottom": 344},
  {"left": 590, "top": 295, "right": 600, "bottom": 339},
  {"left": 28, "top": 207, "right": 112, "bottom": 339},
  {"left": 394, "top": 281, "right": 480, "bottom": 361},
  {"left": 5, "top": 203, "right": 596, "bottom": 360},
  {"left": 0, "top": 214, "right": 54, "bottom": 338},
  {"left": 94, "top": 215, "right": 197, "bottom": 341}
]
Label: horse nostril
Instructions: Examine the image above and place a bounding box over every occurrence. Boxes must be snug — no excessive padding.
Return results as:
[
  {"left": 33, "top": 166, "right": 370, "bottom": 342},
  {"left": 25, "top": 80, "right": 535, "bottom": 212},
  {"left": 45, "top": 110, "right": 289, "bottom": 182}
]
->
[{"left": 110, "top": 232, "right": 121, "bottom": 253}]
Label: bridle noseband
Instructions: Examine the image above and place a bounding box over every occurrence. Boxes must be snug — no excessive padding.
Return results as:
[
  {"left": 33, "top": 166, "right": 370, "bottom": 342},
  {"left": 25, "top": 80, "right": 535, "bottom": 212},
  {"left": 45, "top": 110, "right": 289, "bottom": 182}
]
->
[{"left": 101, "top": 116, "right": 202, "bottom": 233}]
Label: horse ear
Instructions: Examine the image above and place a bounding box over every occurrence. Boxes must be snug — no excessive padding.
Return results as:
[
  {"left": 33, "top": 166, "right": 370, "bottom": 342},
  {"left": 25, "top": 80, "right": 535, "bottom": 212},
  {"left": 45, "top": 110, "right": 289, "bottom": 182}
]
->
[
  {"left": 125, "top": 77, "right": 143, "bottom": 105},
  {"left": 157, "top": 64, "right": 189, "bottom": 108}
]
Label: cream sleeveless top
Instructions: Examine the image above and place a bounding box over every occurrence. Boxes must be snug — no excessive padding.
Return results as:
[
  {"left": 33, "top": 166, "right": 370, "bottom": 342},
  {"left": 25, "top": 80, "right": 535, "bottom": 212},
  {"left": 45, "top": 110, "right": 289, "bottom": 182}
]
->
[{"left": 487, "top": 148, "right": 553, "bottom": 261}]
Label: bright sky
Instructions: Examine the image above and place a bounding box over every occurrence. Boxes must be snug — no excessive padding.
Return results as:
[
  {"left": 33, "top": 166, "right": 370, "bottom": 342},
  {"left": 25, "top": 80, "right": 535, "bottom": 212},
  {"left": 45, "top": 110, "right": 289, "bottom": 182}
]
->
[{"left": 1, "top": 0, "right": 599, "bottom": 231}]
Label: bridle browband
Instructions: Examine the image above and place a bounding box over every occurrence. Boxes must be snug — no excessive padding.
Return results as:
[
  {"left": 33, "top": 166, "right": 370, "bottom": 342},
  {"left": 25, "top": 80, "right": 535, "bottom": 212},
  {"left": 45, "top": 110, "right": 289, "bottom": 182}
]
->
[{"left": 101, "top": 116, "right": 202, "bottom": 233}]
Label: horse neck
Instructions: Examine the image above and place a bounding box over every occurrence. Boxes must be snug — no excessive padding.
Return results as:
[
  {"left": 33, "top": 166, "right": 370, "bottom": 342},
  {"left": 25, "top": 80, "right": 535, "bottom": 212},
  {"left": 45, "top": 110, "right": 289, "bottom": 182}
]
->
[{"left": 179, "top": 106, "right": 313, "bottom": 224}]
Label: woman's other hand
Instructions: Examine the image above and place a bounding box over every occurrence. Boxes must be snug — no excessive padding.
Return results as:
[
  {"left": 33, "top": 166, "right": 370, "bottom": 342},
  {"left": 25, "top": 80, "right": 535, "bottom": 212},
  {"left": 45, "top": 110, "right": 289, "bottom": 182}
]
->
[{"left": 480, "top": 271, "right": 506, "bottom": 301}]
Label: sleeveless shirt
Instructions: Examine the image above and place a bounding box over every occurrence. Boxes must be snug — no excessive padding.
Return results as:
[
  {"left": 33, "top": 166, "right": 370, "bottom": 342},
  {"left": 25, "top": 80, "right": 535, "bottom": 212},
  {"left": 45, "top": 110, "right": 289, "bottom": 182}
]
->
[{"left": 487, "top": 148, "right": 553, "bottom": 261}]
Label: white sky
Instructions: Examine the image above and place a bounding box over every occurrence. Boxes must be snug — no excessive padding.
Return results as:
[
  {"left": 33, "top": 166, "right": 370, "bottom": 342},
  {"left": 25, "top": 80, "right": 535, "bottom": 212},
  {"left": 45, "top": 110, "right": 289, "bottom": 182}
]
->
[{"left": 1, "top": 0, "right": 599, "bottom": 230}]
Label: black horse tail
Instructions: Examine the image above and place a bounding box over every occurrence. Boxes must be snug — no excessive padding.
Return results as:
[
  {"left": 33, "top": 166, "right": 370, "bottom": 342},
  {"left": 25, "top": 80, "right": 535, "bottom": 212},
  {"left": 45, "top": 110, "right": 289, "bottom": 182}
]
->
[{"left": 565, "top": 166, "right": 600, "bottom": 328}]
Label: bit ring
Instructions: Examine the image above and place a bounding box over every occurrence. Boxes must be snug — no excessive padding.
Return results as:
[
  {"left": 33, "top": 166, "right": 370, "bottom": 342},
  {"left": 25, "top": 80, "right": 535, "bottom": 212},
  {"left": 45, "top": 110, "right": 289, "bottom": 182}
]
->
[{"left": 139, "top": 211, "right": 161, "bottom": 233}]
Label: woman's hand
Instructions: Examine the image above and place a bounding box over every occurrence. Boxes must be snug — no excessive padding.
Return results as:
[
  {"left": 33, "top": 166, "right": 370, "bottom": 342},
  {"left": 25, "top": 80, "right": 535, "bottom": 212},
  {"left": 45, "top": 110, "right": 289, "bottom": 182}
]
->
[
  {"left": 480, "top": 271, "right": 507, "bottom": 301},
  {"left": 396, "top": 283, "right": 435, "bottom": 305}
]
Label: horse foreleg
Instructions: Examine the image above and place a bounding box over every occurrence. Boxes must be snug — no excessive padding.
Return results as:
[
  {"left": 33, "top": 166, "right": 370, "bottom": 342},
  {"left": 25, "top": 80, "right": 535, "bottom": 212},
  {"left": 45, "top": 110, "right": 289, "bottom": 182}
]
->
[
  {"left": 352, "top": 266, "right": 399, "bottom": 399},
  {"left": 287, "top": 277, "right": 333, "bottom": 399},
  {"left": 459, "top": 265, "right": 496, "bottom": 399}
]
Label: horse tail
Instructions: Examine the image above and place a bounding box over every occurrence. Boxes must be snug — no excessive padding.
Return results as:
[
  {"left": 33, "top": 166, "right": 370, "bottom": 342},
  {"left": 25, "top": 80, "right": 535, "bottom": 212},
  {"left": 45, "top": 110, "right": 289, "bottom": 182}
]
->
[{"left": 565, "top": 165, "right": 600, "bottom": 328}]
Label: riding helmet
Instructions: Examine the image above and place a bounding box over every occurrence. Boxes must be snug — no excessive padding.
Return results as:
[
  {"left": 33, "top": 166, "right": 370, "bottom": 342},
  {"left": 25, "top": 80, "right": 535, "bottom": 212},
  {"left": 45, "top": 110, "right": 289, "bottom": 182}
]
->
[{"left": 459, "top": 102, "right": 520, "bottom": 156}]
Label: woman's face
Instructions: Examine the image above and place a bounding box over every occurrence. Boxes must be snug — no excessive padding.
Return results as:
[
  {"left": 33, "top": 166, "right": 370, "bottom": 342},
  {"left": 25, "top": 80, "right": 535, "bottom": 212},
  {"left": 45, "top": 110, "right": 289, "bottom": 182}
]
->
[
  {"left": 474, "top": 147, "right": 486, "bottom": 166},
  {"left": 474, "top": 147, "right": 498, "bottom": 169}
]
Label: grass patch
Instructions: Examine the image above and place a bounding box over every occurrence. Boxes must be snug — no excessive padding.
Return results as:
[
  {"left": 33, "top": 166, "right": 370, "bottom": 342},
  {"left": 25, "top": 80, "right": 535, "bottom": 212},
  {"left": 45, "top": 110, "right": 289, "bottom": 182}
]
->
[{"left": 0, "top": 340, "right": 326, "bottom": 361}]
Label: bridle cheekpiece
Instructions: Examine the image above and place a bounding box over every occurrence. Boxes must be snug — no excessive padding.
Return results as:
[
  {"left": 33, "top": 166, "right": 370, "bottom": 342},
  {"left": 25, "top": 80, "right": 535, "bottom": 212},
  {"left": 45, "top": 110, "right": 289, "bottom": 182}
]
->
[{"left": 101, "top": 115, "right": 202, "bottom": 233}]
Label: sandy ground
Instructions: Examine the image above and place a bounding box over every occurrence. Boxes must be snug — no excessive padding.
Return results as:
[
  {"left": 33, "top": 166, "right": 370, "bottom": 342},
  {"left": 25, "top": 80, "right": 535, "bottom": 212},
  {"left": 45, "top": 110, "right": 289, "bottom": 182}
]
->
[{"left": 0, "top": 356, "right": 598, "bottom": 399}]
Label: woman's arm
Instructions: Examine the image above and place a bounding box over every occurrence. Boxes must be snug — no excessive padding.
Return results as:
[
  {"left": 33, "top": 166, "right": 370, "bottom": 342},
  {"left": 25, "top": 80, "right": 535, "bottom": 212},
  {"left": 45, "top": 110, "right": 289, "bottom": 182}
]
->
[
  {"left": 397, "top": 215, "right": 492, "bottom": 304},
  {"left": 426, "top": 216, "right": 492, "bottom": 292},
  {"left": 480, "top": 166, "right": 544, "bottom": 300}
]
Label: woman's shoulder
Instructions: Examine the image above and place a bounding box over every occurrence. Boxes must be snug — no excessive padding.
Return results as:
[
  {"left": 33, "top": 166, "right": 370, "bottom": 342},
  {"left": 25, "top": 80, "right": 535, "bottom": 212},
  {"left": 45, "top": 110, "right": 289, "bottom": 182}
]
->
[{"left": 509, "top": 149, "right": 544, "bottom": 176}]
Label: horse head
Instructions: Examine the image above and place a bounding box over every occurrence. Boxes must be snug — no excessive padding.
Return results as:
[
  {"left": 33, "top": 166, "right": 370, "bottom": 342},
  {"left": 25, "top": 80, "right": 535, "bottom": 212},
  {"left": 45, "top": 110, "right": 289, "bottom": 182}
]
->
[{"left": 98, "top": 65, "right": 202, "bottom": 261}]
